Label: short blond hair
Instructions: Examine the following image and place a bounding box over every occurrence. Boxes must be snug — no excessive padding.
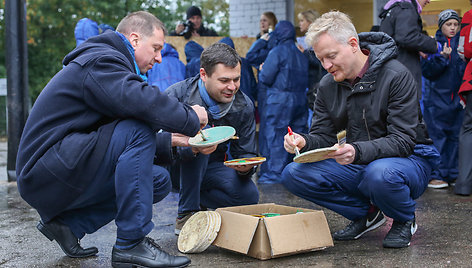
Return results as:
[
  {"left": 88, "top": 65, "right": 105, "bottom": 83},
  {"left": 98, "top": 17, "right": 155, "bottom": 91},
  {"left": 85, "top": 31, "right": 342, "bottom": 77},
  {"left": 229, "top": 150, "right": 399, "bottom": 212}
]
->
[{"left": 305, "top": 11, "right": 358, "bottom": 48}]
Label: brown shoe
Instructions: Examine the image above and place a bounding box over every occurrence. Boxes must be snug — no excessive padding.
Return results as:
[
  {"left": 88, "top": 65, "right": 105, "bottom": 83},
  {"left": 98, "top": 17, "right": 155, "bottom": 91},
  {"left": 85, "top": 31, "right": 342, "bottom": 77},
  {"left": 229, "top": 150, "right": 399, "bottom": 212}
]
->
[{"left": 175, "top": 212, "right": 196, "bottom": 235}]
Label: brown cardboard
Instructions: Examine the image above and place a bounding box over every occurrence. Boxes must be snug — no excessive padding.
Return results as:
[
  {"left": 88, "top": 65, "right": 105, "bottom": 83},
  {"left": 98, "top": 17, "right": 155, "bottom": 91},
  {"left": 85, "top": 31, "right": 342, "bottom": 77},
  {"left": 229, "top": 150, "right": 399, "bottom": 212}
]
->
[{"left": 213, "top": 203, "right": 333, "bottom": 260}]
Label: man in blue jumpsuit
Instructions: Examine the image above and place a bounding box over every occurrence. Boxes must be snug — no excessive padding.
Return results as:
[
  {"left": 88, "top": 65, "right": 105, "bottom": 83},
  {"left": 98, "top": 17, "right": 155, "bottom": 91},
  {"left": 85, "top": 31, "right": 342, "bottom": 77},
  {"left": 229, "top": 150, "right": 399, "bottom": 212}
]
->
[
  {"left": 281, "top": 11, "right": 439, "bottom": 248},
  {"left": 155, "top": 43, "right": 260, "bottom": 235},
  {"left": 16, "top": 11, "right": 207, "bottom": 267}
]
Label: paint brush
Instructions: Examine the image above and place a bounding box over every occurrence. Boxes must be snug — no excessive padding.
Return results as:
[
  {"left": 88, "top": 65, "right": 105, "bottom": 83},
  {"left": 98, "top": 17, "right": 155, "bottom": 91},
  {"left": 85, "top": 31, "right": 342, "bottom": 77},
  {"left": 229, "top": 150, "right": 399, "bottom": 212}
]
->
[
  {"left": 337, "top": 130, "right": 346, "bottom": 148},
  {"left": 287, "top": 126, "right": 300, "bottom": 156},
  {"left": 199, "top": 129, "right": 208, "bottom": 141}
]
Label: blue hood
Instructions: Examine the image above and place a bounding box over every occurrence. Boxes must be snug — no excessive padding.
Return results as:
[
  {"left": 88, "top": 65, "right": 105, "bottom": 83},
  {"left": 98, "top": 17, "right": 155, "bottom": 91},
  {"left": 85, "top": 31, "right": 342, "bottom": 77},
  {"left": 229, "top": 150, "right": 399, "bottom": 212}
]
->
[
  {"left": 74, "top": 18, "right": 99, "bottom": 47},
  {"left": 184, "top": 41, "right": 204, "bottom": 63},
  {"left": 162, "top": 43, "right": 179, "bottom": 58},
  {"left": 219, "top": 37, "right": 235, "bottom": 49},
  {"left": 273, "top": 20, "right": 296, "bottom": 43}
]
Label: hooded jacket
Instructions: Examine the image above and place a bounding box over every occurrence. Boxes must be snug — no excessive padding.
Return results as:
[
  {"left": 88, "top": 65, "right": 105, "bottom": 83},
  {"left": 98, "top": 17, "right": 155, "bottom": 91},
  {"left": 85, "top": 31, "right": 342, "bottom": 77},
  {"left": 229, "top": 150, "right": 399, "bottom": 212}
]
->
[
  {"left": 147, "top": 43, "right": 185, "bottom": 92},
  {"left": 184, "top": 41, "right": 204, "bottom": 78},
  {"left": 301, "top": 32, "right": 420, "bottom": 165},
  {"left": 379, "top": 0, "right": 437, "bottom": 92},
  {"left": 16, "top": 31, "right": 200, "bottom": 222}
]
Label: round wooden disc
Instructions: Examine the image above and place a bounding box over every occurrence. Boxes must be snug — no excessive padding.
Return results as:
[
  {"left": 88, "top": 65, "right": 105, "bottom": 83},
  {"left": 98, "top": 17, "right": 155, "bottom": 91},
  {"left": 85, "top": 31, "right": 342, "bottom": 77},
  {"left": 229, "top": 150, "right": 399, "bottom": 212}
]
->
[
  {"left": 293, "top": 147, "right": 337, "bottom": 163},
  {"left": 188, "top": 126, "right": 236, "bottom": 147},
  {"left": 177, "top": 211, "right": 221, "bottom": 253}
]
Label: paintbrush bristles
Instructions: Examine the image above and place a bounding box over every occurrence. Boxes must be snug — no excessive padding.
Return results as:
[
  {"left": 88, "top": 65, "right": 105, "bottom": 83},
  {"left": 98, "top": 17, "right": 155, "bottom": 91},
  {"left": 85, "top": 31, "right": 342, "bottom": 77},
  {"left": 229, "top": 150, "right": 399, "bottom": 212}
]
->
[{"left": 337, "top": 130, "right": 346, "bottom": 147}]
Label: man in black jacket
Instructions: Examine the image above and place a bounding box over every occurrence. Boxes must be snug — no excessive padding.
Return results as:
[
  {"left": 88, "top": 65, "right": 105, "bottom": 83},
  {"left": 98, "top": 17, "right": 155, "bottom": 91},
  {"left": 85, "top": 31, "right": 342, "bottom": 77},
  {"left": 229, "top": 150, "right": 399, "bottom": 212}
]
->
[
  {"left": 155, "top": 43, "right": 259, "bottom": 235},
  {"left": 170, "top": 6, "right": 218, "bottom": 39},
  {"left": 16, "top": 11, "right": 208, "bottom": 267},
  {"left": 281, "top": 11, "right": 439, "bottom": 248},
  {"left": 379, "top": 0, "right": 437, "bottom": 96}
]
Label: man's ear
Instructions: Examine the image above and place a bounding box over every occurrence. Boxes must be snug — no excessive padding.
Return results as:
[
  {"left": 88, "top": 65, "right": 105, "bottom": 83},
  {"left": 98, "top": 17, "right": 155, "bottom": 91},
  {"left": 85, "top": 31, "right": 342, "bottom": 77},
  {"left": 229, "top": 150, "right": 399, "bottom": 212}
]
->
[
  {"left": 348, "top": 36, "right": 359, "bottom": 53},
  {"left": 128, "top": 32, "right": 140, "bottom": 49},
  {"left": 199, "top": 67, "right": 207, "bottom": 82}
]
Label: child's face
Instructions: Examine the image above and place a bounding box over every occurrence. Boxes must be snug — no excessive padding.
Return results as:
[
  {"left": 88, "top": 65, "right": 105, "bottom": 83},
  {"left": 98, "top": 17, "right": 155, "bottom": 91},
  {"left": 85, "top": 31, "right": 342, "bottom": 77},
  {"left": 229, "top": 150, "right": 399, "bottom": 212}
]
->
[{"left": 441, "top": 19, "right": 460, "bottom": 38}]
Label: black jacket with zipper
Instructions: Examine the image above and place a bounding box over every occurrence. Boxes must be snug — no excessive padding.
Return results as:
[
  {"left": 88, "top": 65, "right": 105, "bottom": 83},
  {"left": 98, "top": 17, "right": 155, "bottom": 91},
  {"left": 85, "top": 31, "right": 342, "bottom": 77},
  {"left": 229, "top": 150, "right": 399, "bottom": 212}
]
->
[{"left": 301, "top": 32, "right": 423, "bottom": 165}]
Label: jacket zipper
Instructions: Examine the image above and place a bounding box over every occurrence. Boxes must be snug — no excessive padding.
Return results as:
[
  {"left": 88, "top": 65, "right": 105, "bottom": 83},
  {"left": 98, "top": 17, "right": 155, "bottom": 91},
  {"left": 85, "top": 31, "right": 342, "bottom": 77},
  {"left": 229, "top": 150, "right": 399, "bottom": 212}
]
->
[{"left": 363, "top": 108, "right": 371, "bottom": 141}]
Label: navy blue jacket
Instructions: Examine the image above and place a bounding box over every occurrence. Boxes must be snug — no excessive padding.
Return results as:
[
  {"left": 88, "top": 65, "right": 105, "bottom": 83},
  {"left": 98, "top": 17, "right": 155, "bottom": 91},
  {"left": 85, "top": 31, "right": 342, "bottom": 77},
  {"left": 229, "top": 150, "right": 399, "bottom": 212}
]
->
[
  {"left": 422, "top": 29, "right": 465, "bottom": 99},
  {"left": 16, "top": 31, "right": 200, "bottom": 222}
]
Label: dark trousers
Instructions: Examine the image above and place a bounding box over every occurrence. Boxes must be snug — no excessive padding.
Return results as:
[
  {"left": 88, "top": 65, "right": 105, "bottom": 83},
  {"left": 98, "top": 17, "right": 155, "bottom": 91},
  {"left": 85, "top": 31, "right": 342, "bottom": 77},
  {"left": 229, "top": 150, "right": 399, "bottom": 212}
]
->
[
  {"left": 173, "top": 153, "right": 259, "bottom": 214},
  {"left": 456, "top": 92, "right": 472, "bottom": 195},
  {"left": 282, "top": 144, "right": 438, "bottom": 222},
  {"left": 58, "top": 120, "right": 171, "bottom": 240}
]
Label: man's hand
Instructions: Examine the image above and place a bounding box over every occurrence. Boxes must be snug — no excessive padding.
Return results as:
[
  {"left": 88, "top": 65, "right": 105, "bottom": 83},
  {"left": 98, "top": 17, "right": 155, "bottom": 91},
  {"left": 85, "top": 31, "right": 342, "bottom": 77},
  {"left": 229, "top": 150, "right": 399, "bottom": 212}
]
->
[
  {"left": 175, "top": 23, "right": 185, "bottom": 34},
  {"left": 191, "top": 145, "right": 217, "bottom": 155},
  {"left": 191, "top": 105, "right": 208, "bottom": 127},
  {"left": 283, "top": 132, "right": 306, "bottom": 154},
  {"left": 171, "top": 133, "right": 190, "bottom": 147},
  {"left": 228, "top": 163, "right": 258, "bottom": 173},
  {"left": 327, "top": 143, "right": 356, "bottom": 165}
]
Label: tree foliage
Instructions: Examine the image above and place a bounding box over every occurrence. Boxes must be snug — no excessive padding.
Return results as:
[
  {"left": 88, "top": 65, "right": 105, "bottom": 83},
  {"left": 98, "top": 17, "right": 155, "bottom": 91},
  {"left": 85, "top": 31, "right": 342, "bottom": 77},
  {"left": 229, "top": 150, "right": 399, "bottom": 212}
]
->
[{"left": 0, "top": 0, "right": 229, "bottom": 101}]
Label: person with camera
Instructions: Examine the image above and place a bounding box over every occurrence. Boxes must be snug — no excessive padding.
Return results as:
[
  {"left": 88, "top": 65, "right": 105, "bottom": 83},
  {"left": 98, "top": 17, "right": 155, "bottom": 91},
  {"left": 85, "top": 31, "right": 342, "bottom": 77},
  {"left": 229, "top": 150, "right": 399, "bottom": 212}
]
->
[{"left": 170, "top": 6, "right": 218, "bottom": 39}]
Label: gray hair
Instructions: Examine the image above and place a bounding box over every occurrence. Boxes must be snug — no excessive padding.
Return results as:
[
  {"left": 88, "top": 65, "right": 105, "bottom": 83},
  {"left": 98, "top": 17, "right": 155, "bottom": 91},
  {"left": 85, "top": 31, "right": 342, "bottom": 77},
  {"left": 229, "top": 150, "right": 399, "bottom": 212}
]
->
[
  {"left": 116, "top": 11, "right": 167, "bottom": 38},
  {"left": 200, "top": 43, "right": 241, "bottom": 76},
  {"left": 305, "top": 11, "right": 358, "bottom": 48}
]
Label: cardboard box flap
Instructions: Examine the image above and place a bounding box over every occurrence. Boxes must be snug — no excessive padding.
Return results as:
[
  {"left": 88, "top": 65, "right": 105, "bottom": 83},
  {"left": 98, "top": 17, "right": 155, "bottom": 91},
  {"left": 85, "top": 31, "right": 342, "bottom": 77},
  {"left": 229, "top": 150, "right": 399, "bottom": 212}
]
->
[
  {"left": 263, "top": 210, "right": 334, "bottom": 256},
  {"left": 213, "top": 209, "right": 260, "bottom": 254}
]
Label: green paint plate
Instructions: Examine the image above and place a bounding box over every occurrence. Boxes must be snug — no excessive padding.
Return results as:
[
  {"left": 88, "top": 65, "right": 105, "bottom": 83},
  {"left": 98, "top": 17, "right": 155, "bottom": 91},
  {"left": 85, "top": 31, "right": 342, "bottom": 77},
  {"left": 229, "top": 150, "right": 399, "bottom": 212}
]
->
[{"left": 188, "top": 126, "right": 236, "bottom": 147}]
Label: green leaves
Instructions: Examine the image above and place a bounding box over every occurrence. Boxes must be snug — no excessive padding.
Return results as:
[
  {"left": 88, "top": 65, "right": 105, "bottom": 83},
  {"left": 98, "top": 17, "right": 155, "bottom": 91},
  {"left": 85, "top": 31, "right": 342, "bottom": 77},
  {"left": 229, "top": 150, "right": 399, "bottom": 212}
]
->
[{"left": 0, "top": 0, "right": 229, "bottom": 101}]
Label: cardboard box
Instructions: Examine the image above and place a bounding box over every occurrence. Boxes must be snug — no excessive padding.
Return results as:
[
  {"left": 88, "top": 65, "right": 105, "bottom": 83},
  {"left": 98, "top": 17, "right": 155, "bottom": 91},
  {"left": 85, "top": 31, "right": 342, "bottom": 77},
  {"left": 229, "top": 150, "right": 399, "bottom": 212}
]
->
[{"left": 213, "top": 203, "right": 333, "bottom": 260}]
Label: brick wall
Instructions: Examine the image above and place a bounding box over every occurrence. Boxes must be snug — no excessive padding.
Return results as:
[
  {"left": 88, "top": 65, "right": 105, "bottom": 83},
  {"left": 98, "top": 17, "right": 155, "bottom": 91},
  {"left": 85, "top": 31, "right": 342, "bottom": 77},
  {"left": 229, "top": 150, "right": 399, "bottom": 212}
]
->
[{"left": 229, "top": 0, "right": 289, "bottom": 37}]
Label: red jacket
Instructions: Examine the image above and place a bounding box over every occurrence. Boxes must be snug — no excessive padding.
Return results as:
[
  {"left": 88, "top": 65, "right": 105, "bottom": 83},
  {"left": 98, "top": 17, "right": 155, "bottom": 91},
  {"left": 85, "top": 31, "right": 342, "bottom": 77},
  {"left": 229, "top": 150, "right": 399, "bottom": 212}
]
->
[{"left": 458, "top": 9, "right": 472, "bottom": 103}]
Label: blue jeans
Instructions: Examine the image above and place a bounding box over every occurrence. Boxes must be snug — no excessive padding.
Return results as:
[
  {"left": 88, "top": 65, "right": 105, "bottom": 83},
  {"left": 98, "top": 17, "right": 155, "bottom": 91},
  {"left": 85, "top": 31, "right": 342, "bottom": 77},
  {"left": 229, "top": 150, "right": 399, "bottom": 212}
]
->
[
  {"left": 58, "top": 120, "right": 171, "bottom": 240},
  {"left": 173, "top": 153, "right": 259, "bottom": 214},
  {"left": 282, "top": 144, "right": 439, "bottom": 222}
]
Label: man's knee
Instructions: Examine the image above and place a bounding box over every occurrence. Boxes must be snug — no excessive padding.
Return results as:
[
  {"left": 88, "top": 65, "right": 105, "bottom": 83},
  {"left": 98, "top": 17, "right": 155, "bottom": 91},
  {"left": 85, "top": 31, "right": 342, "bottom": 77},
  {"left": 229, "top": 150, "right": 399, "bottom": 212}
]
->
[
  {"left": 114, "top": 119, "right": 155, "bottom": 146},
  {"left": 360, "top": 160, "right": 402, "bottom": 194}
]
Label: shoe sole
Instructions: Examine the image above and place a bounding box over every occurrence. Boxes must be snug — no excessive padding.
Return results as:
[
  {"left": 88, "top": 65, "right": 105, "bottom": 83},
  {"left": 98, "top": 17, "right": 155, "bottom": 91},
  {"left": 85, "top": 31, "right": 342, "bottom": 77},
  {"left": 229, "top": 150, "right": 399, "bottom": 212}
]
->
[
  {"left": 427, "top": 184, "right": 448, "bottom": 189},
  {"left": 353, "top": 216, "right": 387, "bottom": 240},
  {"left": 112, "top": 261, "right": 190, "bottom": 268}
]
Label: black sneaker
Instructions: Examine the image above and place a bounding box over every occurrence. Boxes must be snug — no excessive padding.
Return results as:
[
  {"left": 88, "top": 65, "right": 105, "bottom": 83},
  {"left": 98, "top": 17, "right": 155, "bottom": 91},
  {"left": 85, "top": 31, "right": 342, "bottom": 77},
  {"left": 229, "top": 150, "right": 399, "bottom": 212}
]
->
[
  {"left": 383, "top": 216, "right": 417, "bottom": 248},
  {"left": 333, "top": 209, "right": 386, "bottom": 240}
]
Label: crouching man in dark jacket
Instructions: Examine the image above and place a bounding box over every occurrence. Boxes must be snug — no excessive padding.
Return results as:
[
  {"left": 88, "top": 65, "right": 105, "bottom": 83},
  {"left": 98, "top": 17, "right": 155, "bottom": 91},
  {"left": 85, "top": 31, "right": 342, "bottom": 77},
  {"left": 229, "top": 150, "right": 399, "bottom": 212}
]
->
[
  {"left": 155, "top": 43, "right": 260, "bottom": 235},
  {"left": 16, "top": 11, "right": 208, "bottom": 268},
  {"left": 281, "top": 11, "right": 440, "bottom": 248}
]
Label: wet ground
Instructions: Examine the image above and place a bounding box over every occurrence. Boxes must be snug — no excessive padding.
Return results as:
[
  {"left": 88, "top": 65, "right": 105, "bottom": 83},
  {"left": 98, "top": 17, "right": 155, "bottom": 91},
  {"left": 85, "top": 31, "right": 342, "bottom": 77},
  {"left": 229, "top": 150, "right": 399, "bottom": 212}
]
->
[{"left": 1, "top": 140, "right": 472, "bottom": 267}]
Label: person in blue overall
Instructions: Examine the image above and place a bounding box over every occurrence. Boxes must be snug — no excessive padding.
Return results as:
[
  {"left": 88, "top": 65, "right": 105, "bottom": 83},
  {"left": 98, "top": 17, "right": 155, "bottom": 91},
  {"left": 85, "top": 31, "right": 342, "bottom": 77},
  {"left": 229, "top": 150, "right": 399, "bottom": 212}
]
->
[
  {"left": 184, "top": 40, "right": 204, "bottom": 78},
  {"left": 257, "top": 20, "right": 308, "bottom": 184},
  {"left": 147, "top": 42, "right": 186, "bottom": 92},
  {"left": 155, "top": 43, "right": 260, "bottom": 235},
  {"left": 16, "top": 11, "right": 208, "bottom": 268},
  {"left": 281, "top": 11, "right": 439, "bottom": 248},
  {"left": 421, "top": 9, "right": 465, "bottom": 189}
]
